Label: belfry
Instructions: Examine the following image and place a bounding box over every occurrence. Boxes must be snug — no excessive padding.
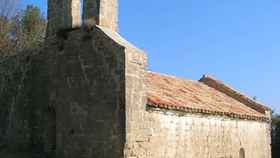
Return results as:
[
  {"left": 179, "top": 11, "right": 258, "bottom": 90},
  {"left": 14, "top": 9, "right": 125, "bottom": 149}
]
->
[
  {"left": 83, "top": 0, "right": 118, "bottom": 31},
  {"left": 47, "top": 0, "right": 118, "bottom": 36}
]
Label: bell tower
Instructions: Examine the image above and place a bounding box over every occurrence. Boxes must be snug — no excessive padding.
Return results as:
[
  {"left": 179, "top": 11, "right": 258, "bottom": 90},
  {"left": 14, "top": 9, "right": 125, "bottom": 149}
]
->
[
  {"left": 83, "top": 0, "right": 118, "bottom": 32},
  {"left": 47, "top": 0, "right": 118, "bottom": 37},
  {"left": 47, "top": 0, "right": 81, "bottom": 37}
]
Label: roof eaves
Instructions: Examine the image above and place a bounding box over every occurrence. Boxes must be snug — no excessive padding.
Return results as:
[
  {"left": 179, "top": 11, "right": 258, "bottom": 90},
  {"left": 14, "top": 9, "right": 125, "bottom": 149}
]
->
[{"left": 147, "top": 99, "right": 269, "bottom": 122}]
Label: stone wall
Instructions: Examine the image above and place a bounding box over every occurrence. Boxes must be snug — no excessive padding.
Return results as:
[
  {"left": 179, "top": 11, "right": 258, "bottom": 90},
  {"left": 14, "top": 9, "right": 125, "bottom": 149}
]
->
[
  {"left": 71, "top": 0, "right": 82, "bottom": 28},
  {"left": 0, "top": 50, "right": 51, "bottom": 156},
  {"left": 0, "top": 26, "right": 132, "bottom": 158},
  {"left": 47, "top": 0, "right": 81, "bottom": 37},
  {"left": 83, "top": 0, "right": 118, "bottom": 31},
  {"left": 99, "top": 0, "right": 118, "bottom": 31},
  {"left": 82, "top": 26, "right": 148, "bottom": 157},
  {"left": 122, "top": 30, "right": 148, "bottom": 157},
  {"left": 47, "top": 0, "right": 118, "bottom": 37},
  {"left": 48, "top": 27, "right": 126, "bottom": 158},
  {"left": 126, "top": 106, "right": 271, "bottom": 158}
]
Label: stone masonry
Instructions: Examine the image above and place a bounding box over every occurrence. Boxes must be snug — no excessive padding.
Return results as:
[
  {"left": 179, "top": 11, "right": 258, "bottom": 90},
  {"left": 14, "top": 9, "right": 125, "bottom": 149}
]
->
[
  {"left": 142, "top": 109, "right": 271, "bottom": 158},
  {"left": 83, "top": 0, "right": 118, "bottom": 31},
  {"left": 49, "top": 27, "right": 127, "bottom": 158},
  {"left": 47, "top": 0, "right": 118, "bottom": 37},
  {"left": 47, "top": 0, "right": 81, "bottom": 37}
]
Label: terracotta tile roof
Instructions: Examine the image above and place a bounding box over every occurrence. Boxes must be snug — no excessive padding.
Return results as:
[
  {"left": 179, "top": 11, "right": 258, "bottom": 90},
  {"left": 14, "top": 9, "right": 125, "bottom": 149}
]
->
[
  {"left": 145, "top": 72, "right": 269, "bottom": 121},
  {"left": 199, "top": 75, "right": 270, "bottom": 113}
]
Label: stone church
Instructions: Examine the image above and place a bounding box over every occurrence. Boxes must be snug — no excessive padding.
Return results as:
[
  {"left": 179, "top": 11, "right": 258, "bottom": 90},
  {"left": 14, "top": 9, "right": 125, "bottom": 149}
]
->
[{"left": 0, "top": 0, "right": 271, "bottom": 158}]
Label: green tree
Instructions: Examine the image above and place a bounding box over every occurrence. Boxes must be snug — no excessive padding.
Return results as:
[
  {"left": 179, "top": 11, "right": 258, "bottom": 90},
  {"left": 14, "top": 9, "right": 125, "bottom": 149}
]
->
[
  {"left": 272, "top": 113, "right": 280, "bottom": 158},
  {"left": 0, "top": 5, "right": 46, "bottom": 57},
  {"left": 20, "top": 5, "right": 46, "bottom": 49}
]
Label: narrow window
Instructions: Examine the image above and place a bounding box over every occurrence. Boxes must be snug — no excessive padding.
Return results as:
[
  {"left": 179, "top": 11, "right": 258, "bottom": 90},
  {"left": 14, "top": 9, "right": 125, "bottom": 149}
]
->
[{"left": 239, "top": 148, "right": 245, "bottom": 158}]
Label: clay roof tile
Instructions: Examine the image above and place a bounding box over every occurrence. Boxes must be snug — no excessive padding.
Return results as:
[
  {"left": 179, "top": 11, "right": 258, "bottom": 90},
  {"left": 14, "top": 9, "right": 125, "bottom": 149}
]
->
[{"left": 145, "top": 71, "right": 269, "bottom": 121}]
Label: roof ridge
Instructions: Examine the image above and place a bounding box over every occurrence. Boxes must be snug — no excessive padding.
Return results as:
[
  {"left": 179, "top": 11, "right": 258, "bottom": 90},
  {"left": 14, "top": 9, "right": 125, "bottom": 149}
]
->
[
  {"left": 199, "top": 74, "right": 270, "bottom": 114},
  {"left": 147, "top": 71, "right": 197, "bottom": 82}
]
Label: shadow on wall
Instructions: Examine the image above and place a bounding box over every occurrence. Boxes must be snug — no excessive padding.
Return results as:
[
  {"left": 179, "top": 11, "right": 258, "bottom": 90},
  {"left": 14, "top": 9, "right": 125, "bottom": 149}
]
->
[{"left": 0, "top": 150, "right": 31, "bottom": 158}]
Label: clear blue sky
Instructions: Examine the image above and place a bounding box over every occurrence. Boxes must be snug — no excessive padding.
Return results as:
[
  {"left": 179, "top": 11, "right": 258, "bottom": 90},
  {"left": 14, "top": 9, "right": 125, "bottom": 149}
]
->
[{"left": 20, "top": 0, "right": 279, "bottom": 112}]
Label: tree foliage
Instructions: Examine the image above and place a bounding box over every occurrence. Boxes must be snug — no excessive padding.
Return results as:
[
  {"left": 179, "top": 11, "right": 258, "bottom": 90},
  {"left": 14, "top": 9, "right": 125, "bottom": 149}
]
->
[
  {"left": 272, "top": 113, "right": 280, "bottom": 158},
  {"left": 0, "top": 5, "right": 46, "bottom": 57}
]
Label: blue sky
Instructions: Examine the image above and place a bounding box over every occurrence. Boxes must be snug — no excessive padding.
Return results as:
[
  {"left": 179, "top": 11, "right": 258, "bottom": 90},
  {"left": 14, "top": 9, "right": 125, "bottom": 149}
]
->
[{"left": 20, "top": 0, "right": 279, "bottom": 112}]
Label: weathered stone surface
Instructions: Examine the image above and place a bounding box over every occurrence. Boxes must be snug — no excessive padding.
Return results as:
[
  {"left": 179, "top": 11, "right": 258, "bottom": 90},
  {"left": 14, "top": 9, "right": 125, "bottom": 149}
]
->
[
  {"left": 0, "top": 26, "right": 131, "bottom": 158},
  {"left": 50, "top": 27, "right": 126, "bottom": 158},
  {"left": 0, "top": 50, "right": 52, "bottom": 156},
  {"left": 47, "top": 0, "right": 118, "bottom": 37},
  {"left": 128, "top": 108, "right": 271, "bottom": 158},
  {"left": 83, "top": 0, "right": 118, "bottom": 31},
  {"left": 47, "top": 0, "right": 81, "bottom": 37},
  {"left": 71, "top": 0, "right": 82, "bottom": 27}
]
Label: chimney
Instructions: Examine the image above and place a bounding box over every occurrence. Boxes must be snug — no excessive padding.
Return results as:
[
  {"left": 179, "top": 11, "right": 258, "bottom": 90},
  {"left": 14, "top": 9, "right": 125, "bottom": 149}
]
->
[{"left": 83, "top": 0, "right": 118, "bottom": 32}]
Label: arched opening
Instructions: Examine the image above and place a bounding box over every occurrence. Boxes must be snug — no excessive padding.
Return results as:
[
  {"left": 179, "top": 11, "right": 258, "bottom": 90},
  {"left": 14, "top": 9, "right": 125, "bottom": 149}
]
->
[{"left": 239, "top": 148, "right": 245, "bottom": 158}]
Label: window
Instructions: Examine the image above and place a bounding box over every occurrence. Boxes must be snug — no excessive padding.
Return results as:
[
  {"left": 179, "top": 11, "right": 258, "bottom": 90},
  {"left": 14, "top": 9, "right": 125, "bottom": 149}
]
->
[{"left": 239, "top": 148, "right": 245, "bottom": 158}]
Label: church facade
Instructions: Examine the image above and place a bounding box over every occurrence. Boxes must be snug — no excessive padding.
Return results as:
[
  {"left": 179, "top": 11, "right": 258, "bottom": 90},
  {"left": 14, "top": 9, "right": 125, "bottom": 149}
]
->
[{"left": 0, "top": 0, "right": 271, "bottom": 158}]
